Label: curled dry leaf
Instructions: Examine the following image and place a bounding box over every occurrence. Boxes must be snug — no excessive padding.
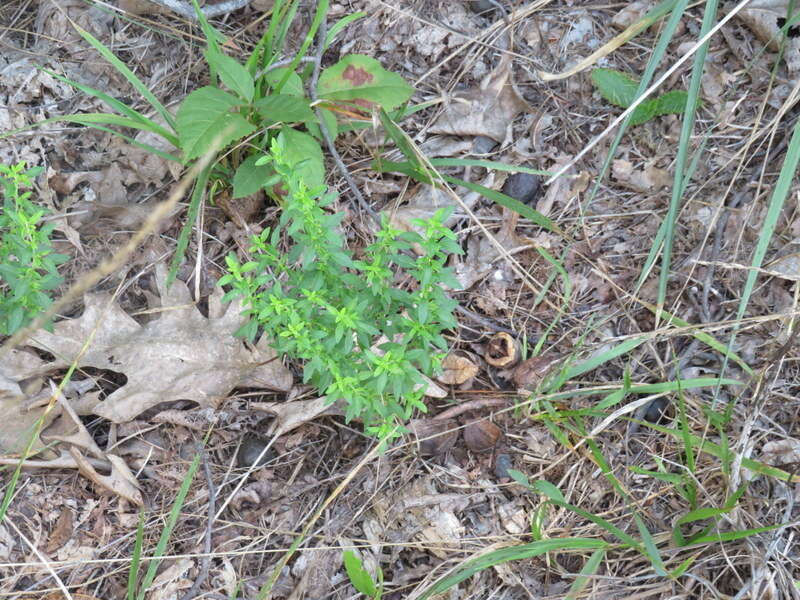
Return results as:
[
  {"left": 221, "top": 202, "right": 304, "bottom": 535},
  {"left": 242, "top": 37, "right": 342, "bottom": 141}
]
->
[
  {"left": 429, "top": 55, "right": 531, "bottom": 143},
  {"left": 27, "top": 263, "right": 293, "bottom": 423},
  {"left": 0, "top": 374, "right": 60, "bottom": 456},
  {"left": 46, "top": 507, "right": 74, "bottom": 553},
  {"left": 463, "top": 419, "right": 502, "bottom": 453},
  {"left": 485, "top": 332, "right": 520, "bottom": 368},
  {"left": 437, "top": 353, "right": 479, "bottom": 385},
  {"left": 513, "top": 354, "right": 563, "bottom": 391},
  {"left": 252, "top": 396, "right": 342, "bottom": 437},
  {"left": 407, "top": 418, "right": 459, "bottom": 456},
  {"left": 69, "top": 447, "right": 143, "bottom": 506}
]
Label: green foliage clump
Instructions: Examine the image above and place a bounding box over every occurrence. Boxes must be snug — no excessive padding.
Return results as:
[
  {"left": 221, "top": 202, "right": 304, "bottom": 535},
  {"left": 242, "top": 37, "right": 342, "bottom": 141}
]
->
[
  {"left": 220, "top": 137, "right": 462, "bottom": 439},
  {"left": 0, "top": 162, "right": 67, "bottom": 335}
]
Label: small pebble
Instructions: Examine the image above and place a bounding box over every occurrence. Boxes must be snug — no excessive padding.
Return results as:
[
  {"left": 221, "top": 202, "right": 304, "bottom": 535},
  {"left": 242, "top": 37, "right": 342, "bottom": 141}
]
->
[
  {"left": 501, "top": 173, "right": 542, "bottom": 205},
  {"left": 472, "top": 135, "right": 499, "bottom": 155},
  {"left": 643, "top": 397, "right": 671, "bottom": 424},
  {"left": 236, "top": 435, "right": 274, "bottom": 469},
  {"left": 494, "top": 453, "right": 513, "bottom": 479}
]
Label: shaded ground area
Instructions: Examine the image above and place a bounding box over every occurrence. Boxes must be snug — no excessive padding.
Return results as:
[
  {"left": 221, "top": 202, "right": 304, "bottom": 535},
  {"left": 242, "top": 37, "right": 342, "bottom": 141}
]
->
[{"left": 1, "top": 0, "right": 800, "bottom": 598}]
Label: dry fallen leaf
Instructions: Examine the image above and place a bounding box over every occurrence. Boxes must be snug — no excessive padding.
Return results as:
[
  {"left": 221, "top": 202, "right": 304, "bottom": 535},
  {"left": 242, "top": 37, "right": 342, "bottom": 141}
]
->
[
  {"left": 407, "top": 418, "right": 459, "bottom": 456},
  {"left": 513, "top": 354, "right": 563, "bottom": 391},
  {"left": 761, "top": 438, "right": 800, "bottom": 466},
  {"left": 46, "top": 507, "right": 74, "bottom": 553},
  {"left": 612, "top": 159, "right": 671, "bottom": 192},
  {"left": 0, "top": 374, "right": 60, "bottom": 456},
  {"left": 437, "top": 353, "right": 479, "bottom": 385},
  {"left": 738, "top": 0, "right": 800, "bottom": 72},
  {"left": 27, "top": 264, "right": 293, "bottom": 423},
  {"left": 429, "top": 55, "right": 531, "bottom": 143},
  {"left": 70, "top": 447, "right": 144, "bottom": 506},
  {"left": 464, "top": 419, "right": 502, "bottom": 453}
]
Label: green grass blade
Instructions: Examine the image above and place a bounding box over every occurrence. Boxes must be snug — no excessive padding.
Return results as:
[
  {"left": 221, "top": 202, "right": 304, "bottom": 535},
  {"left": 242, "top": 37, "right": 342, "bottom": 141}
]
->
[
  {"left": 127, "top": 509, "right": 146, "bottom": 600},
  {"left": 73, "top": 25, "right": 176, "bottom": 130},
  {"left": 325, "top": 12, "right": 366, "bottom": 48},
  {"left": 427, "top": 158, "right": 551, "bottom": 176},
  {"left": 641, "top": 421, "right": 799, "bottom": 483},
  {"left": 657, "top": 0, "right": 719, "bottom": 316},
  {"left": 442, "top": 174, "right": 559, "bottom": 234},
  {"left": 634, "top": 514, "right": 667, "bottom": 576},
  {"left": 166, "top": 163, "right": 212, "bottom": 286},
  {"left": 565, "top": 546, "right": 605, "bottom": 600},
  {"left": 418, "top": 538, "right": 607, "bottom": 600},
  {"left": 273, "top": 0, "right": 327, "bottom": 93},
  {"left": 41, "top": 68, "right": 177, "bottom": 142},
  {"left": 583, "top": 0, "right": 689, "bottom": 215},
  {"left": 136, "top": 449, "right": 202, "bottom": 600},
  {"left": 715, "top": 115, "right": 800, "bottom": 400}
]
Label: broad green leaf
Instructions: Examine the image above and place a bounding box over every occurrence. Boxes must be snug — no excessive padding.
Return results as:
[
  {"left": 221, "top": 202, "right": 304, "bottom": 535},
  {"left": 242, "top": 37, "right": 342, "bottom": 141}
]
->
[
  {"left": 277, "top": 127, "right": 325, "bottom": 190},
  {"left": 204, "top": 48, "right": 255, "bottom": 102},
  {"left": 263, "top": 67, "right": 304, "bottom": 97},
  {"left": 318, "top": 55, "right": 414, "bottom": 111},
  {"left": 253, "top": 94, "right": 314, "bottom": 124},
  {"left": 233, "top": 155, "right": 270, "bottom": 198},
  {"left": 343, "top": 550, "right": 378, "bottom": 597},
  {"left": 176, "top": 87, "right": 255, "bottom": 160}
]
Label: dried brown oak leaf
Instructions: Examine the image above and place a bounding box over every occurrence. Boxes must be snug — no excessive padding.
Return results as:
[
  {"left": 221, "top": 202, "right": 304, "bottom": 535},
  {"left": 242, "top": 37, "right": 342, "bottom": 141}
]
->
[
  {"left": 27, "top": 265, "right": 293, "bottom": 423},
  {"left": 429, "top": 55, "right": 531, "bottom": 143}
]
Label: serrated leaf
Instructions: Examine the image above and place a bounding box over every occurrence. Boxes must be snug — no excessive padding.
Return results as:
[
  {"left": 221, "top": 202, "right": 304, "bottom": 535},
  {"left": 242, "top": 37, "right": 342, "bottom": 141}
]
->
[
  {"left": 653, "top": 89, "right": 690, "bottom": 116},
  {"left": 204, "top": 48, "right": 255, "bottom": 102},
  {"left": 176, "top": 87, "right": 256, "bottom": 160},
  {"left": 233, "top": 155, "right": 270, "bottom": 198},
  {"left": 253, "top": 94, "right": 314, "bottom": 124},
  {"left": 592, "top": 68, "right": 639, "bottom": 108},
  {"left": 277, "top": 127, "right": 325, "bottom": 190},
  {"left": 318, "top": 55, "right": 413, "bottom": 111},
  {"left": 263, "top": 67, "right": 304, "bottom": 97}
]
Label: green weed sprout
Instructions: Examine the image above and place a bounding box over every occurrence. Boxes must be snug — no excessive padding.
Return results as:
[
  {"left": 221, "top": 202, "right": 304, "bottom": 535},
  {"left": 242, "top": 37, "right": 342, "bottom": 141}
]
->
[
  {"left": 220, "top": 136, "right": 462, "bottom": 439},
  {"left": 0, "top": 161, "right": 67, "bottom": 334}
]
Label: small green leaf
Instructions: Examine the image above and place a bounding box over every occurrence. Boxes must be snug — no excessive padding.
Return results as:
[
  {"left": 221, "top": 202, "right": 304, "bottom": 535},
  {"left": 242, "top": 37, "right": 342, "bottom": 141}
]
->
[
  {"left": 253, "top": 94, "right": 314, "bottom": 124},
  {"left": 653, "top": 89, "right": 690, "bottom": 116},
  {"left": 343, "top": 550, "right": 378, "bottom": 597},
  {"left": 263, "top": 67, "right": 304, "bottom": 97},
  {"left": 233, "top": 155, "right": 271, "bottom": 198},
  {"left": 592, "top": 68, "right": 639, "bottom": 108},
  {"left": 176, "top": 87, "right": 255, "bottom": 160},
  {"left": 277, "top": 127, "right": 325, "bottom": 190},
  {"left": 318, "top": 55, "right": 414, "bottom": 111},
  {"left": 203, "top": 48, "right": 255, "bottom": 102}
]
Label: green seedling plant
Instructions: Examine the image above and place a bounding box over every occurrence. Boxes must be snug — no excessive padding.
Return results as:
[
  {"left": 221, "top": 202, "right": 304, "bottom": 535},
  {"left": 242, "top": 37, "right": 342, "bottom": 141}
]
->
[
  {"left": 591, "top": 67, "right": 692, "bottom": 125},
  {"left": 220, "top": 136, "right": 461, "bottom": 439},
  {"left": 0, "top": 161, "right": 67, "bottom": 335},
  {"left": 2, "top": 0, "right": 413, "bottom": 283},
  {"left": 343, "top": 550, "right": 383, "bottom": 599}
]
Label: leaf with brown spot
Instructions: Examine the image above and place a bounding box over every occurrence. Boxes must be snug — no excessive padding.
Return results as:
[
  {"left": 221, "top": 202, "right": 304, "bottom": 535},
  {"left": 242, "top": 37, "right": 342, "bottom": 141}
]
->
[{"left": 317, "top": 55, "right": 414, "bottom": 111}]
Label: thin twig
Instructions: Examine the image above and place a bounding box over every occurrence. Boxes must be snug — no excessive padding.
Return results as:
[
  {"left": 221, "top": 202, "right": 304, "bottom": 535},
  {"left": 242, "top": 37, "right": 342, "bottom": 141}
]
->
[
  {"left": 309, "top": 13, "right": 379, "bottom": 223},
  {"left": 140, "top": 0, "right": 253, "bottom": 19},
  {"left": 178, "top": 443, "right": 216, "bottom": 600}
]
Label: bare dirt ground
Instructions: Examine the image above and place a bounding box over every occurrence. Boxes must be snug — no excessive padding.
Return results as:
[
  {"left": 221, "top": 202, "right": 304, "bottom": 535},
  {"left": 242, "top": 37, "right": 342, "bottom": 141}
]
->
[{"left": 1, "top": 0, "right": 800, "bottom": 598}]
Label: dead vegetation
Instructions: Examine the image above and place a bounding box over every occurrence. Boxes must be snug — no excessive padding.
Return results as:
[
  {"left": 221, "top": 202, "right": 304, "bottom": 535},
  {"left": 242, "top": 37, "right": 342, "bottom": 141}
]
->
[{"left": 1, "top": 0, "right": 800, "bottom": 598}]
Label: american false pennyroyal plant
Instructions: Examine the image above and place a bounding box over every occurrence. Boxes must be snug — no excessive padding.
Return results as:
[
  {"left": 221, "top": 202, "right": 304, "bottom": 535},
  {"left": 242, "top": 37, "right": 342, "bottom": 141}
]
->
[
  {"left": 220, "top": 135, "right": 462, "bottom": 439},
  {"left": 0, "top": 161, "right": 68, "bottom": 335}
]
